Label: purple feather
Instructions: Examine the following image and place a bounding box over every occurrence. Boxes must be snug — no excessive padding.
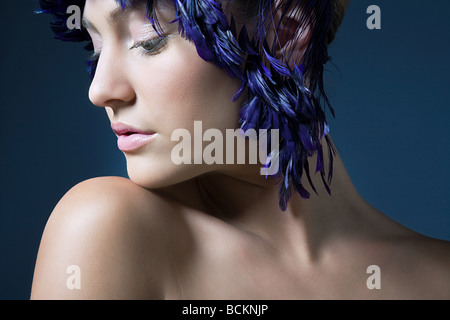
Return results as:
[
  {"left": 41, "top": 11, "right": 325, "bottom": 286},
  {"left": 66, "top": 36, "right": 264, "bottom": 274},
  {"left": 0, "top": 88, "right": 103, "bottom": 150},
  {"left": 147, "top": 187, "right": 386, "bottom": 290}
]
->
[{"left": 38, "top": 0, "right": 337, "bottom": 211}]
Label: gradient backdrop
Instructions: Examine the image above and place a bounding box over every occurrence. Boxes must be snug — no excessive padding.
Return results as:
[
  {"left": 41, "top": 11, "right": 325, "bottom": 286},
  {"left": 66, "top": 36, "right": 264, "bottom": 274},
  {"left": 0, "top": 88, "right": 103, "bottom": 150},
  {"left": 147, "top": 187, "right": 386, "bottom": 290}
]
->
[{"left": 1, "top": 0, "right": 449, "bottom": 299}]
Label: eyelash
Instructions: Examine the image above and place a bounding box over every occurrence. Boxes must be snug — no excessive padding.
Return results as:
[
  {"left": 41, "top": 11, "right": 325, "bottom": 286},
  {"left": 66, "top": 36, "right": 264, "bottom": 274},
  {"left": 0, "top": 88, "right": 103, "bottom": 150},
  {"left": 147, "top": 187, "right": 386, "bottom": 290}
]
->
[{"left": 86, "top": 36, "right": 168, "bottom": 79}]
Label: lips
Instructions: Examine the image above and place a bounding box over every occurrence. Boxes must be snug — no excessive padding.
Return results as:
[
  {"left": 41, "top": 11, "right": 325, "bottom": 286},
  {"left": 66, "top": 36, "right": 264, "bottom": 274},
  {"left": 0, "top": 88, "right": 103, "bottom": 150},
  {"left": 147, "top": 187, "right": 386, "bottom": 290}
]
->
[{"left": 111, "top": 122, "right": 156, "bottom": 152}]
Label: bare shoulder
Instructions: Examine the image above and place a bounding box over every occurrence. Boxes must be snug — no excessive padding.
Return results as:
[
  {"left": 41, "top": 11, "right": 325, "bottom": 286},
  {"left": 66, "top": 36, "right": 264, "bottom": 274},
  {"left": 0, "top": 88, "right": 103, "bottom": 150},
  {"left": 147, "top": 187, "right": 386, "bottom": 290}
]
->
[
  {"left": 403, "top": 232, "right": 450, "bottom": 281},
  {"left": 384, "top": 215, "right": 450, "bottom": 271},
  {"left": 390, "top": 232, "right": 450, "bottom": 299},
  {"left": 31, "top": 176, "right": 188, "bottom": 299},
  {"left": 358, "top": 211, "right": 450, "bottom": 299}
]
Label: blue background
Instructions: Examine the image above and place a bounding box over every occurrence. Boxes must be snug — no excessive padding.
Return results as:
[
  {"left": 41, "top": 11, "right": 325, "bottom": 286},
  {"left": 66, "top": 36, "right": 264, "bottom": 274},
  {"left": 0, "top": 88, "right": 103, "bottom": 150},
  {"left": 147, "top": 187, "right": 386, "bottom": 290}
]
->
[{"left": 1, "top": 0, "right": 449, "bottom": 299}]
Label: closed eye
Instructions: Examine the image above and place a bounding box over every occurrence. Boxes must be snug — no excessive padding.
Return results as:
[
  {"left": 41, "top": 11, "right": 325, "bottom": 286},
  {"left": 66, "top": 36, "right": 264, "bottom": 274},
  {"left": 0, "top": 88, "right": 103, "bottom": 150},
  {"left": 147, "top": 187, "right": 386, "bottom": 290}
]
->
[
  {"left": 130, "top": 35, "right": 169, "bottom": 56},
  {"left": 85, "top": 35, "right": 169, "bottom": 79}
]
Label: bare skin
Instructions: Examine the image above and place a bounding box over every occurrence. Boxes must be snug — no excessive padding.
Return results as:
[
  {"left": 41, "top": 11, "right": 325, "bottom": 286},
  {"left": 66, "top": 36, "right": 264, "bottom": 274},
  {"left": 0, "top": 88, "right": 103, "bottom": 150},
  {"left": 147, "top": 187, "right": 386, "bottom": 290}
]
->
[
  {"left": 30, "top": 0, "right": 450, "bottom": 299},
  {"left": 30, "top": 147, "right": 450, "bottom": 299}
]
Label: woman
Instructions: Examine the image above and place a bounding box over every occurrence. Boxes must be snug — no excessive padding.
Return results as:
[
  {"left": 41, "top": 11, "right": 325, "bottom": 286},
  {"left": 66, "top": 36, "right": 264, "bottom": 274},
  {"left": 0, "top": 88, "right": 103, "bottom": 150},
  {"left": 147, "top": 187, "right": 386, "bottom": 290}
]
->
[{"left": 31, "top": 0, "right": 450, "bottom": 299}]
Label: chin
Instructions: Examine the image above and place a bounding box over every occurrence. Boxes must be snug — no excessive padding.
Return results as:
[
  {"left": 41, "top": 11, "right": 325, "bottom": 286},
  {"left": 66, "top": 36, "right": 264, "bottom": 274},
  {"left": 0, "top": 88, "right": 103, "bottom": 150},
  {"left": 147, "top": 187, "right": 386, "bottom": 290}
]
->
[{"left": 125, "top": 156, "right": 209, "bottom": 190}]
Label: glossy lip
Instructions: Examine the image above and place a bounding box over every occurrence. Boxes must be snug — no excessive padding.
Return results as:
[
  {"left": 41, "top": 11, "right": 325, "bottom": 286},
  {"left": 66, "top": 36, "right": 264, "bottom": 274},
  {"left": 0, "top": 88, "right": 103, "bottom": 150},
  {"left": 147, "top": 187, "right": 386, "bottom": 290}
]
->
[{"left": 111, "top": 122, "right": 156, "bottom": 152}]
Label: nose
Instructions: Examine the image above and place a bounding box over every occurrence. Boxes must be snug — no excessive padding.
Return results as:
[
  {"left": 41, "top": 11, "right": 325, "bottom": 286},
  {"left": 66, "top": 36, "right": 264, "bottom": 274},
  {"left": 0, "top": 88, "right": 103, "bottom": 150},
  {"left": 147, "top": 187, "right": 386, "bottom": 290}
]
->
[{"left": 88, "top": 48, "right": 135, "bottom": 108}]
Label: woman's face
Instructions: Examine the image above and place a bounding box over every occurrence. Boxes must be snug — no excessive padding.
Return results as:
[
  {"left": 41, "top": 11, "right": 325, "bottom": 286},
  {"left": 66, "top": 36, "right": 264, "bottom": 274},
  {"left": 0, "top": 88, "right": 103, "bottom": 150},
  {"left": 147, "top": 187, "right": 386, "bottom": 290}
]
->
[{"left": 84, "top": 0, "right": 245, "bottom": 188}]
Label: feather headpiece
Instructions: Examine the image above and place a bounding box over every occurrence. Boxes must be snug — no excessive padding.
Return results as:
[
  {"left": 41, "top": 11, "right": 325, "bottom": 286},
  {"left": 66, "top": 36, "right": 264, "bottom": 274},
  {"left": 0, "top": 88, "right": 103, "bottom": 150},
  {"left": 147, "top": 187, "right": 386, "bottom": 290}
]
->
[{"left": 38, "top": 0, "right": 337, "bottom": 210}]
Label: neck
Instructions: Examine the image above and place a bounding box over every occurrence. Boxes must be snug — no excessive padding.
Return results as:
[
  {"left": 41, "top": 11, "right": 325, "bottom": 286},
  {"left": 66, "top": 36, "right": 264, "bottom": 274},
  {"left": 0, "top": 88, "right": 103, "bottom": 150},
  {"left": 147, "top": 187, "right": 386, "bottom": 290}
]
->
[{"left": 155, "top": 135, "right": 372, "bottom": 260}]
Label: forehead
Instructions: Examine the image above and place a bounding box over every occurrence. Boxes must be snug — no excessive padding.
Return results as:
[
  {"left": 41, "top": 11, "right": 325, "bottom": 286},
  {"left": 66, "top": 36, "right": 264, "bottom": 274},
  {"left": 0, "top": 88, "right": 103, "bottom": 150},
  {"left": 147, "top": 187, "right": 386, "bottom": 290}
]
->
[
  {"left": 83, "top": 0, "right": 175, "bottom": 26},
  {"left": 83, "top": 0, "right": 144, "bottom": 18},
  {"left": 83, "top": 0, "right": 172, "bottom": 35}
]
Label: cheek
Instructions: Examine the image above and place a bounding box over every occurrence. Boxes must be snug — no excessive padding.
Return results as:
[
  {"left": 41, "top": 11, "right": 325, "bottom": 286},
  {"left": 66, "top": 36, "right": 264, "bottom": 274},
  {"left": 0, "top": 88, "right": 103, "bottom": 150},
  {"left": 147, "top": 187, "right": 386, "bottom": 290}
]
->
[
  {"left": 131, "top": 36, "right": 242, "bottom": 134},
  {"left": 123, "top": 36, "right": 245, "bottom": 188}
]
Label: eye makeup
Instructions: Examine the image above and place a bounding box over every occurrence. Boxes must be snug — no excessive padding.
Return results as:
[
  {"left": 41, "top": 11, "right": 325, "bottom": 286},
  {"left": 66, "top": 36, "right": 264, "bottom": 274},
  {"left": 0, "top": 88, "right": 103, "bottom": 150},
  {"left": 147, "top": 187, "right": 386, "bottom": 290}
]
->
[{"left": 85, "top": 34, "right": 169, "bottom": 79}]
